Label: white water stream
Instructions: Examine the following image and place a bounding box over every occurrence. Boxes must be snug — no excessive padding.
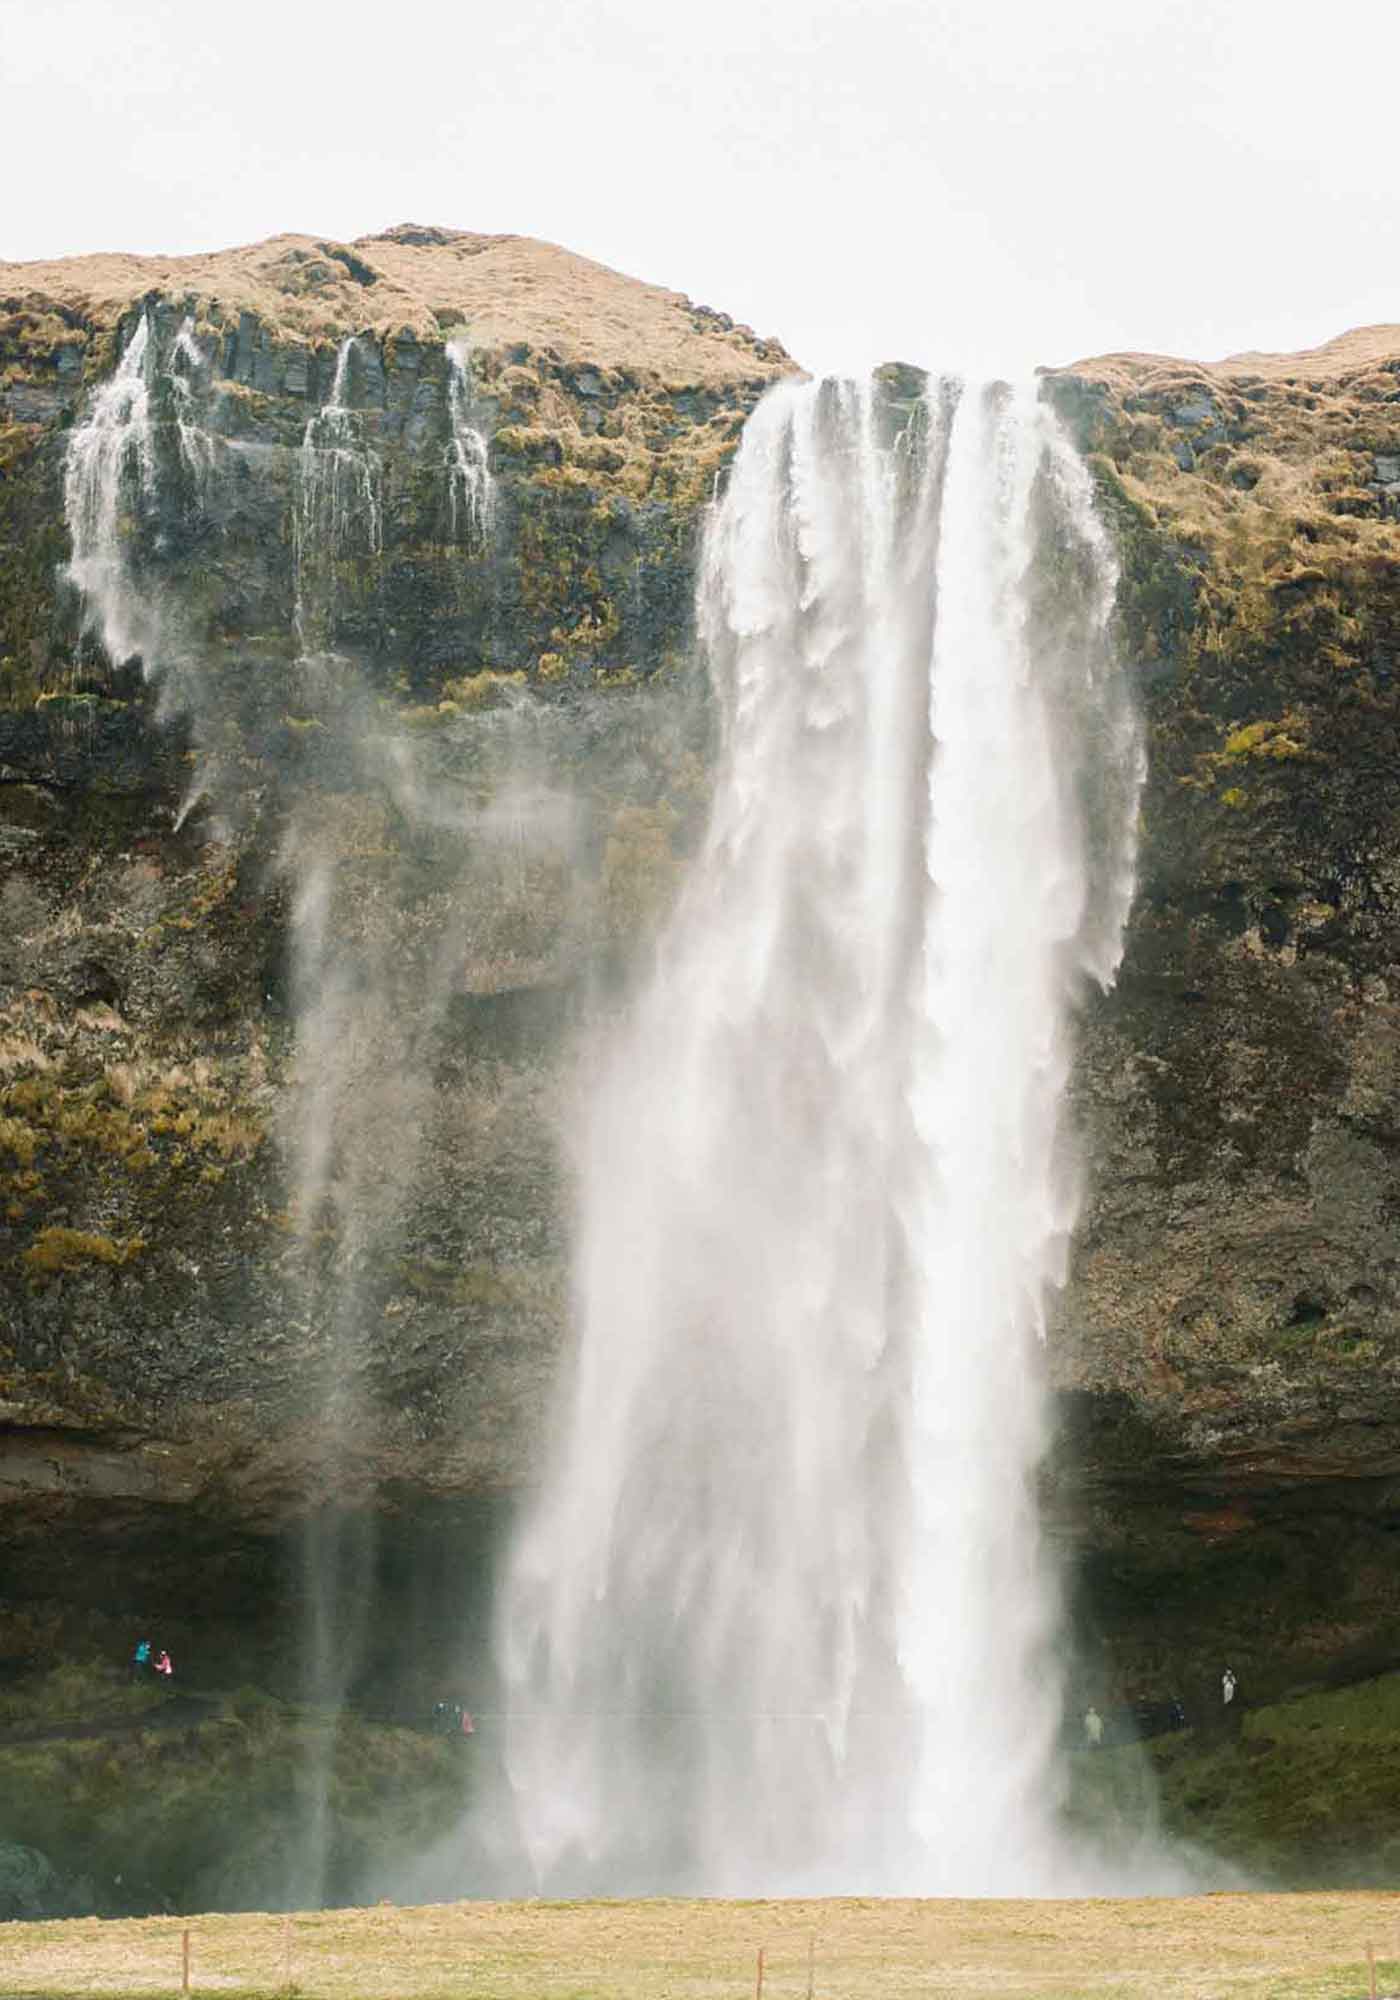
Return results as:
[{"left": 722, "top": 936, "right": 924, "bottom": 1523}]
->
[
  {"left": 446, "top": 340, "right": 495, "bottom": 547},
  {"left": 494, "top": 373, "right": 1143, "bottom": 1895},
  {"left": 63, "top": 314, "right": 157, "bottom": 673},
  {"left": 62, "top": 323, "right": 1150, "bottom": 1898},
  {"left": 61, "top": 313, "right": 504, "bottom": 1903},
  {"left": 294, "top": 335, "right": 382, "bottom": 656}
]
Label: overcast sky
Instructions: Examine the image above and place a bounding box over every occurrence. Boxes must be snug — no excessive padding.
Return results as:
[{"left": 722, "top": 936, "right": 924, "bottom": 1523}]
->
[{"left": 7, "top": 0, "right": 1398, "bottom": 378}]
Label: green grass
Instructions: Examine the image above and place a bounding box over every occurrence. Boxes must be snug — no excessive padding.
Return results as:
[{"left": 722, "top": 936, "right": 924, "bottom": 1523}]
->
[
  {"left": 10, "top": 1661, "right": 1400, "bottom": 1932},
  {"left": 0, "top": 1659, "right": 167, "bottom": 1726},
  {"left": 0, "top": 1668, "right": 469, "bottom": 1916},
  {"left": 1072, "top": 1670, "right": 1400, "bottom": 1888}
]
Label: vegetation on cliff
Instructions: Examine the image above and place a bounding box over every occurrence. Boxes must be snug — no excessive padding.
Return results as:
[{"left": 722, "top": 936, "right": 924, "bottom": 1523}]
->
[{"left": 1034, "top": 328, "right": 1400, "bottom": 1712}]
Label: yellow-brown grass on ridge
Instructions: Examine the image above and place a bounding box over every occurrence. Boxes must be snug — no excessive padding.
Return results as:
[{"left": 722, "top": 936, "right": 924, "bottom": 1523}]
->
[
  {"left": 1045, "top": 321, "right": 1400, "bottom": 750},
  {"left": 1068, "top": 322, "right": 1400, "bottom": 387},
  {"left": 0, "top": 226, "right": 794, "bottom": 390},
  {"left": 4, "top": 1893, "right": 1400, "bottom": 1999}
]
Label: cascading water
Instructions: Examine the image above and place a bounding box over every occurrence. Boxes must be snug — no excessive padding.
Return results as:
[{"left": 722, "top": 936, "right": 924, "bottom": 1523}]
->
[
  {"left": 60, "top": 313, "right": 516, "bottom": 1906},
  {"left": 446, "top": 340, "right": 494, "bottom": 548},
  {"left": 62, "top": 311, "right": 221, "bottom": 739},
  {"left": 60, "top": 311, "right": 1156, "bottom": 1902},
  {"left": 63, "top": 314, "right": 157, "bottom": 673},
  {"left": 492, "top": 371, "right": 1144, "bottom": 1896},
  {"left": 294, "top": 335, "right": 382, "bottom": 655},
  {"left": 170, "top": 317, "right": 215, "bottom": 486}
]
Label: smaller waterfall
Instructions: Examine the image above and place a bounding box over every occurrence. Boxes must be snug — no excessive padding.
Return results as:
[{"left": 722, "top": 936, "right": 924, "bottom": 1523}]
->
[
  {"left": 295, "top": 336, "right": 382, "bottom": 655},
  {"left": 170, "top": 317, "right": 215, "bottom": 485},
  {"left": 63, "top": 315, "right": 157, "bottom": 672},
  {"left": 446, "top": 340, "right": 495, "bottom": 547}
]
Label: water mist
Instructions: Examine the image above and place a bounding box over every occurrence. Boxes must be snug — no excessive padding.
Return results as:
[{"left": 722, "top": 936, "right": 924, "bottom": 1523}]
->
[
  {"left": 61, "top": 312, "right": 509, "bottom": 1906},
  {"left": 492, "top": 372, "right": 1144, "bottom": 1896}
]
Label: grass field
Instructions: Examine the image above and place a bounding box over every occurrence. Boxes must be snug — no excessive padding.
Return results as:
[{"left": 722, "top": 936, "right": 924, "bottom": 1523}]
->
[{"left": 3, "top": 1893, "right": 1400, "bottom": 2000}]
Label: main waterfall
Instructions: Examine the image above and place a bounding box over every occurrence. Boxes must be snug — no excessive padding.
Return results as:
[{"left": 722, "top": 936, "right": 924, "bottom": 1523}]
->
[{"left": 493, "top": 373, "right": 1142, "bottom": 1895}]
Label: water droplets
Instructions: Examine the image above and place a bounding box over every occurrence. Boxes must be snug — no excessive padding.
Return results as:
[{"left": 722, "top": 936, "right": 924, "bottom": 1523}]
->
[
  {"left": 492, "top": 371, "right": 1144, "bottom": 1897},
  {"left": 446, "top": 339, "right": 495, "bottom": 548},
  {"left": 294, "top": 336, "right": 383, "bottom": 656},
  {"left": 62, "top": 314, "right": 157, "bottom": 673}
]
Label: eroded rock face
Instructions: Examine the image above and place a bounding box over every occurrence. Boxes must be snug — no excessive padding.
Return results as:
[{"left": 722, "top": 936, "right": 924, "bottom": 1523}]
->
[
  {"left": 0, "top": 230, "right": 792, "bottom": 1666},
  {"left": 3, "top": 242, "right": 1400, "bottom": 1697},
  {"left": 1044, "top": 335, "right": 1400, "bottom": 1689}
]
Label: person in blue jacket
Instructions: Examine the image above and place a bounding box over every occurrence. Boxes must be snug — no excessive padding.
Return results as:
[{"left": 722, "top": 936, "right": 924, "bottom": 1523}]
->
[{"left": 131, "top": 1639, "right": 152, "bottom": 1681}]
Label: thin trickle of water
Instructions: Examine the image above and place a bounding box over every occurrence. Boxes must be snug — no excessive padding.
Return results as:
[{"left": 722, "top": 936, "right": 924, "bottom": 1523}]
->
[
  {"left": 295, "top": 336, "right": 382, "bottom": 654},
  {"left": 63, "top": 315, "right": 157, "bottom": 672},
  {"left": 60, "top": 314, "right": 531, "bottom": 1906},
  {"left": 492, "top": 372, "right": 1145, "bottom": 1896},
  {"left": 446, "top": 340, "right": 495, "bottom": 547},
  {"left": 170, "top": 317, "right": 215, "bottom": 485}
]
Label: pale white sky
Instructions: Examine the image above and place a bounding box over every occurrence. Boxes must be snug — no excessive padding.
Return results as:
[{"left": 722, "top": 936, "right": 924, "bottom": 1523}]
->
[{"left": 6, "top": 0, "right": 1398, "bottom": 377}]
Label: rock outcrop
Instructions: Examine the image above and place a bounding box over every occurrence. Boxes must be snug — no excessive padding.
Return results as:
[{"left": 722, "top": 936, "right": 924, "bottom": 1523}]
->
[
  {"left": 0, "top": 225, "right": 792, "bottom": 1666},
  {"left": 1045, "top": 330, "right": 1400, "bottom": 1692},
  {"left": 3, "top": 228, "right": 1400, "bottom": 1700}
]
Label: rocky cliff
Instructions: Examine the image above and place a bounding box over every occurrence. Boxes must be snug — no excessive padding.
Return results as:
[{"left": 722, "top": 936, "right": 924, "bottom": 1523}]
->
[
  {"left": 1046, "top": 331, "right": 1400, "bottom": 1695},
  {"left": 2, "top": 227, "right": 1399, "bottom": 1706},
  {"left": 0, "top": 224, "right": 792, "bottom": 1678}
]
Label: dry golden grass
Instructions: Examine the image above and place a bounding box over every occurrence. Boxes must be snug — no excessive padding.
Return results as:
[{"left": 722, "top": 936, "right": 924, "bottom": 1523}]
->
[
  {"left": 4, "top": 1893, "right": 1400, "bottom": 1999},
  {"left": 0, "top": 226, "right": 791, "bottom": 390},
  {"left": 1070, "top": 323, "right": 1400, "bottom": 387}
]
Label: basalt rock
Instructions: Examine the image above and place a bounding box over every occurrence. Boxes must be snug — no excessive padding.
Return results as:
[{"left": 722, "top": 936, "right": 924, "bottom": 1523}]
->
[
  {"left": 1044, "top": 327, "right": 1400, "bottom": 1695},
  {"left": 0, "top": 227, "right": 792, "bottom": 1673}
]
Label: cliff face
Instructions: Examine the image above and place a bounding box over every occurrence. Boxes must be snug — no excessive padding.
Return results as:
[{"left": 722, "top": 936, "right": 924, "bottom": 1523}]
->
[
  {"left": 0, "top": 227, "right": 792, "bottom": 1662},
  {"left": 1045, "top": 332, "right": 1400, "bottom": 1690},
  {"left": 2, "top": 229, "right": 1400, "bottom": 1698}
]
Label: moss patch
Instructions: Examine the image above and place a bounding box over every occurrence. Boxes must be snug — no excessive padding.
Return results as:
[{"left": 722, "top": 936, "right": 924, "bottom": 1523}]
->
[
  {"left": 23, "top": 1226, "right": 145, "bottom": 1281},
  {"left": 1074, "top": 1669, "right": 1400, "bottom": 1887}
]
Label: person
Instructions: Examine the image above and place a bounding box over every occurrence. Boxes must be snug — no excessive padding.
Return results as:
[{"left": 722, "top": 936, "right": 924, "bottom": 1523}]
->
[
  {"left": 459, "top": 1706, "right": 475, "bottom": 1737},
  {"left": 153, "top": 1648, "right": 173, "bottom": 1679},
  {"left": 1083, "top": 1705, "right": 1103, "bottom": 1748},
  {"left": 131, "top": 1639, "right": 152, "bottom": 1681},
  {"left": 1222, "top": 1668, "right": 1236, "bottom": 1707},
  {"left": 1170, "top": 1696, "right": 1186, "bottom": 1730}
]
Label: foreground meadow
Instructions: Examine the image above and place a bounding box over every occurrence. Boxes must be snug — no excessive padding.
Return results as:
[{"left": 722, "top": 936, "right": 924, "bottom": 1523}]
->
[{"left": 3, "top": 1892, "right": 1400, "bottom": 2000}]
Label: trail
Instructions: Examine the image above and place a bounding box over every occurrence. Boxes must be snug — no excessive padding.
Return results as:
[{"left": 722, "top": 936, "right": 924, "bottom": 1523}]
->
[{"left": 0, "top": 1691, "right": 224, "bottom": 1747}]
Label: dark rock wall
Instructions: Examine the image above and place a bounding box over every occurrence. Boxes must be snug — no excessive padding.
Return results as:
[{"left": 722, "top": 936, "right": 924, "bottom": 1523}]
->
[
  {"left": 0, "top": 288, "right": 775, "bottom": 1671},
  {"left": 1046, "top": 356, "right": 1400, "bottom": 1695}
]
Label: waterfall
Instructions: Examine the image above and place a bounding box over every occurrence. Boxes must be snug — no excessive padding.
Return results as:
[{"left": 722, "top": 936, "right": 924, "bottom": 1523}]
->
[
  {"left": 60, "top": 312, "right": 1150, "bottom": 1900},
  {"left": 446, "top": 340, "right": 495, "bottom": 547},
  {"left": 62, "top": 314, "right": 158, "bottom": 673},
  {"left": 294, "top": 335, "right": 382, "bottom": 655},
  {"left": 493, "top": 372, "right": 1143, "bottom": 1896},
  {"left": 171, "top": 317, "right": 215, "bottom": 485},
  {"left": 60, "top": 317, "right": 522, "bottom": 1905}
]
